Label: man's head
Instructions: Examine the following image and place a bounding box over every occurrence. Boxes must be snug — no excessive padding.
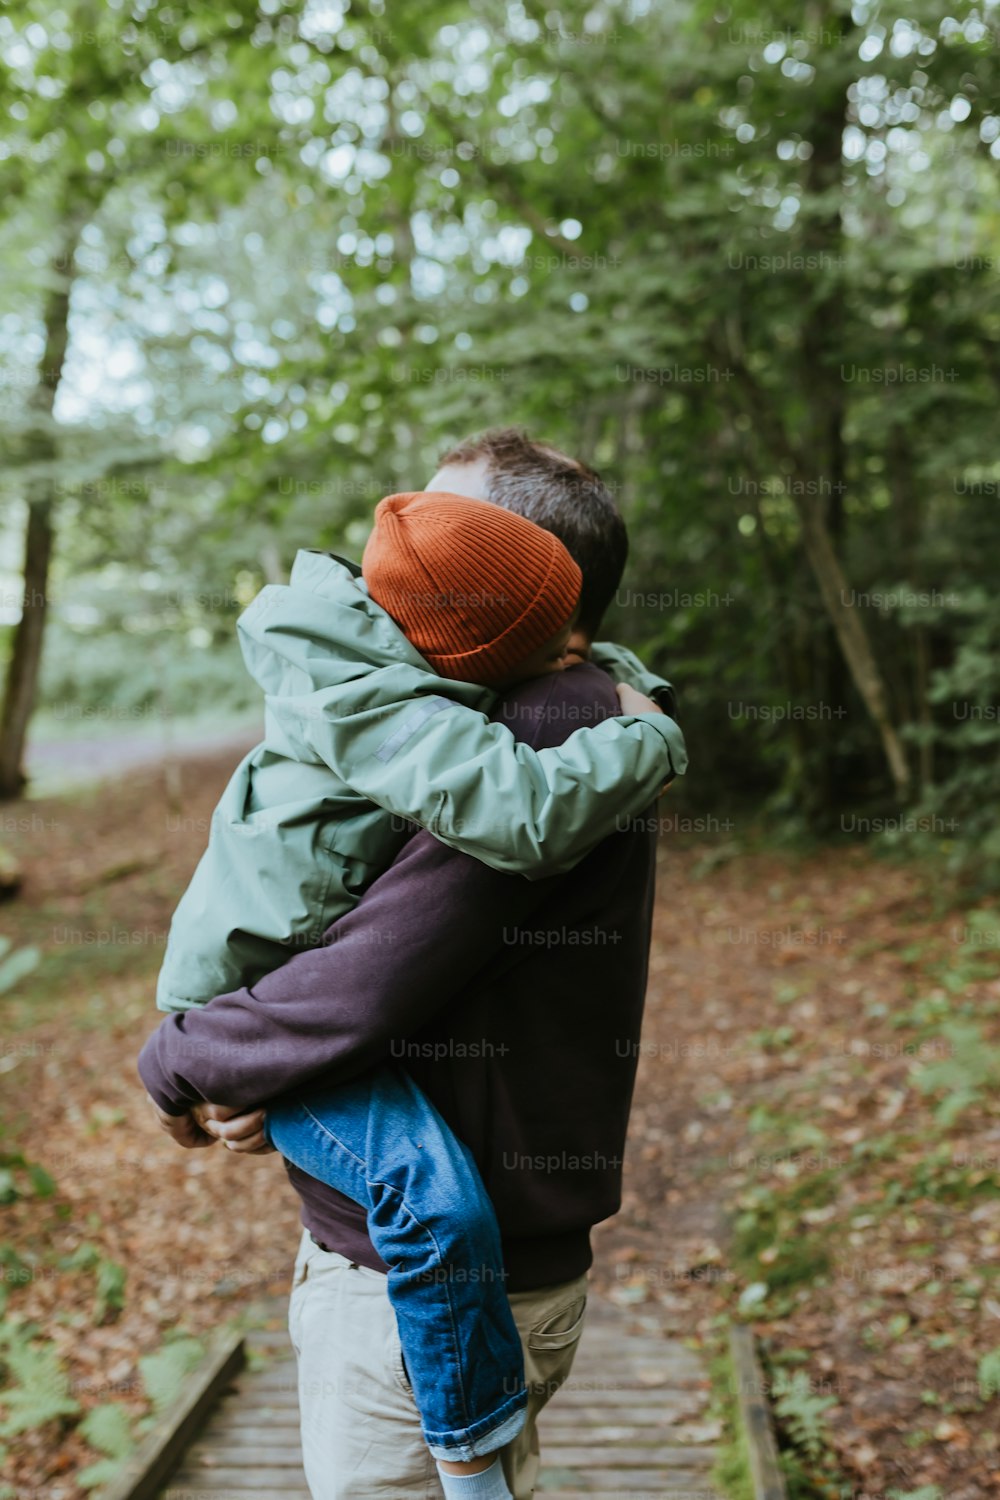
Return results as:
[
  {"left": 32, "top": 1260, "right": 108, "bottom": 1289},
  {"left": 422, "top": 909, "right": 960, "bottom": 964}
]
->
[{"left": 426, "top": 428, "right": 627, "bottom": 652}]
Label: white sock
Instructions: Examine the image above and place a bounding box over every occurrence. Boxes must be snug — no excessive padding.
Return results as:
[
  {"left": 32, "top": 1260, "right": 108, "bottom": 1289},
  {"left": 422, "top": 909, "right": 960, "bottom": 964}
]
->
[{"left": 435, "top": 1456, "right": 512, "bottom": 1500}]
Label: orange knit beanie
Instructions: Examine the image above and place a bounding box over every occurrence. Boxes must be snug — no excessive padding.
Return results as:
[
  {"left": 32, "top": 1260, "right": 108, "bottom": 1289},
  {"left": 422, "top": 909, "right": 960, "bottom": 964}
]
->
[{"left": 362, "top": 491, "right": 582, "bottom": 685}]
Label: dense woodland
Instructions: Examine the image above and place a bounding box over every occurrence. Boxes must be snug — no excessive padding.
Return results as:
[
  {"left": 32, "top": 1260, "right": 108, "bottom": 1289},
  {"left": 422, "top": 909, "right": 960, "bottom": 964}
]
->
[
  {"left": 1, "top": 0, "right": 998, "bottom": 873},
  {"left": 4, "top": 7, "right": 1000, "bottom": 1497}
]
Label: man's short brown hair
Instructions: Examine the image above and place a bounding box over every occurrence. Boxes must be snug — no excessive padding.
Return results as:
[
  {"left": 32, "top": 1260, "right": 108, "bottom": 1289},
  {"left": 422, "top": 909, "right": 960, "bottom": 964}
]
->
[{"left": 437, "top": 428, "right": 627, "bottom": 638}]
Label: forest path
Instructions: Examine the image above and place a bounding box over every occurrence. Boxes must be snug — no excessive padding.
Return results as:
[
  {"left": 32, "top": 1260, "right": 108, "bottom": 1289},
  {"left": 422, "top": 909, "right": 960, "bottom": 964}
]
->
[
  {"left": 161, "top": 1293, "right": 723, "bottom": 1500},
  {"left": 1, "top": 744, "right": 996, "bottom": 1497}
]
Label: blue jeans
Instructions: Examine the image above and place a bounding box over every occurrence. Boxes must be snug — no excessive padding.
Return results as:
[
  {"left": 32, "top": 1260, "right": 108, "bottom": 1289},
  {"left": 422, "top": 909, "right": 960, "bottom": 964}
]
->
[{"left": 264, "top": 1065, "right": 528, "bottom": 1460}]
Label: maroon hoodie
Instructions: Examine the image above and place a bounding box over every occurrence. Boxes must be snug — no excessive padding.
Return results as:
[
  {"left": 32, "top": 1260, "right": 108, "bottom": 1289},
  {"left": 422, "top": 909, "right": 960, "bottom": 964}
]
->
[{"left": 138, "top": 663, "right": 658, "bottom": 1290}]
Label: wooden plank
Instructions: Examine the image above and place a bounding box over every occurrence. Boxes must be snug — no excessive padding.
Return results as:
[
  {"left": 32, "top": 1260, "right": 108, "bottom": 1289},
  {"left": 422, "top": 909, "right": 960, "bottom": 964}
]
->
[
  {"left": 564, "top": 1375, "right": 708, "bottom": 1387},
  {"left": 573, "top": 1348, "right": 708, "bottom": 1368},
  {"left": 538, "top": 1423, "right": 702, "bottom": 1442},
  {"left": 566, "top": 1367, "right": 707, "bottom": 1381},
  {"left": 164, "top": 1491, "right": 309, "bottom": 1500},
  {"left": 182, "top": 1439, "right": 715, "bottom": 1471},
  {"left": 554, "top": 1380, "right": 707, "bottom": 1397},
  {"left": 164, "top": 1492, "right": 309, "bottom": 1500},
  {"left": 538, "top": 1493, "right": 719, "bottom": 1500},
  {"left": 542, "top": 1443, "right": 715, "bottom": 1467},
  {"left": 171, "top": 1469, "right": 312, "bottom": 1490},
  {"left": 103, "top": 1329, "right": 245, "bottom": 1500},
  {"left": 205, "top": 1414, "right": 302, "bottom": 1432},
  {"left": 171, "top": 1464, "right": 710, "bottom": 1493},
  {"left": 728, "top": 1326, "right": 788, "bottom": 1500},
  {"left": 188, "top": 1431, "right": 303, "bottom": 1454},
  {"left": 211, "top": 1401, "right": 700, "bottom": 1431},
  {"left": 541, "top": 1405, "right": 695, "bottom": 1426},
  {"left": 574, "top": 1332, "right": 704, "bottom": 1350},
  {"left": 229, "top": 1384, "right": 298, "bottom": 1401},
  {"left": 536, "top": 1472, "right": 716, "bottom": 1492},
  {"left": 185, "top": 1434, "right": 308, "bottom": 1458},
  {"left": 234, "top": 1368, "right": 301, "bottom": 1389},
  {"left": 542, "top": 1410, "right": 701, "bottom": 1434}
]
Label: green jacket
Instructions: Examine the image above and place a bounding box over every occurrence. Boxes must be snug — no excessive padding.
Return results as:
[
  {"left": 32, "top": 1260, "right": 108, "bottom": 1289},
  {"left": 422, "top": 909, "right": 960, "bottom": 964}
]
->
[{"left": 156, "top": 550, "right": 687, "bottom": 1011}]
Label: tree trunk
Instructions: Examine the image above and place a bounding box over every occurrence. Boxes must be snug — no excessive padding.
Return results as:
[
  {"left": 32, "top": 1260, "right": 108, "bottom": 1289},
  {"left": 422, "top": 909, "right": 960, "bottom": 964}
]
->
[
  {"left": 792, "top": 495, "right": 912, "bottom": 802},
  {"left": 729, "top": 5, "right": 913, "bottom": 806},
  {"left": 888, "top": 421, "right": 933, "bottom": 792},
  {"left": 0, "top": 217, "right": 81, "bottom": 799},
  {"left": 798, "top": 4, "right": 856, "bottom": 816}
]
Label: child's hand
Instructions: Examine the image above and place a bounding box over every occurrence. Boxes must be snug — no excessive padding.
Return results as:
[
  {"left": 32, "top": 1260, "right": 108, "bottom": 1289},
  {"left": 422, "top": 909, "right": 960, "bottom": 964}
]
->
[
  {"left": 615, "top": 682, "right": 674, "bottom": 796},
  {"left": 615, "top": 682, "right": 663, "bottom": 717}
]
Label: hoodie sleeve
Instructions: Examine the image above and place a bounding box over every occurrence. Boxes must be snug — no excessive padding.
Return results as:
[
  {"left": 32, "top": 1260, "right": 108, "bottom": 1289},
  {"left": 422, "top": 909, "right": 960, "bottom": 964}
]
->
[
  {"left": 297, "top": 658, "right": 687, "bottom": 881},
  {"left": 590, "top": 641, "right": 679, "bottom": 718},
  {"left": 138, "top": 825, "right": 545, "bottom": 1114},
  {"left": 136, "top": 666, "right": 655, "bottom": 1114}
]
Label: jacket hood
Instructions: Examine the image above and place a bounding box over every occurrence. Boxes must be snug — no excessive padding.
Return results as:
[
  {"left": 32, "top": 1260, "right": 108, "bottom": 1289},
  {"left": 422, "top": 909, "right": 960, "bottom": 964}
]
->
[{"left": 237, "top": 549, "right": 432, "bottom": 698}]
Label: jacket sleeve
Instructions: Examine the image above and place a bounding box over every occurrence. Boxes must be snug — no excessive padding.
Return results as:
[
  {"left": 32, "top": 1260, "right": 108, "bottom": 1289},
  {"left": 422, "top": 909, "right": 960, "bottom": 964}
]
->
[
  {"left": 296, "top": 662, "right": 687, "bottom": 882},
  {"left": 138, "top": 825, "right": 546, "bottom": 1114},
  {"left": 590, "top": 641, "right": 679, "bottom": 718}
]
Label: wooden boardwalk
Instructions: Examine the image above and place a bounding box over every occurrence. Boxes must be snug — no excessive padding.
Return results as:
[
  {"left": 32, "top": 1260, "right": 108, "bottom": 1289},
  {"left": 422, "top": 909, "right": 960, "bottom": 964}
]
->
[{"left": 162, "top": 1294, "right": 722, "bottom": 1499}]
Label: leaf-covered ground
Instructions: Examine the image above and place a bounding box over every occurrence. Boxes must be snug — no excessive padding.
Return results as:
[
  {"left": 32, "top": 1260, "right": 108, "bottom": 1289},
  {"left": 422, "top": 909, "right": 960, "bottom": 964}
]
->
[{"left": 1, "top": 749, "right": 999, "bottom": 1498}]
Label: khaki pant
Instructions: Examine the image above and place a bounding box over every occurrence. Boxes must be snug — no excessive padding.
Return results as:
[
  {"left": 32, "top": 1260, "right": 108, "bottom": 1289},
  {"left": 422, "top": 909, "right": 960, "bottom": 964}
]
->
[{"left": 289, "top": 1230, "right": 588, "bottom": 1499}]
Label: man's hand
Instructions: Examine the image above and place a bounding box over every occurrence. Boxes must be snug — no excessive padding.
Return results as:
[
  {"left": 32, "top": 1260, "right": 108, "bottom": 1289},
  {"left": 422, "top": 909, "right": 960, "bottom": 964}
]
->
[
  {"left": 147, "top": 1093, "right": 216, "bottom": 1149},
  {"left": 193, "top": 1101, "right": 275, "bottom": 1155},
  {"left": 615, "top": 682, "right": 663, "bottom": 717}
]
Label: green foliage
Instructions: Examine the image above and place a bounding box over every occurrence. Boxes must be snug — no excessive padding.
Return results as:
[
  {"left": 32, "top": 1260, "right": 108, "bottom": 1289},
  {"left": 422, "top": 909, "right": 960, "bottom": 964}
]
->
[
  {"left": 909, "top": 590, "right": 1000, "bottom": 884},
  {"left": 138, "top": 1335, "right": 205, "bottom": 1418},
  {"left": 0, "top": 1151, "right": 56, "bottom": 1206},
  {"left": 898, "top": 1153, "right": 1000, "bottom": 1207},
  {"left": 0, "top": 1323, "right": 80, "bottom": 1438},
  {"left": 77, "top": 1402, "right": 135, "bottom": 1490},
  {"left": 0, "top": 0, "right": 997, "bottom": 869},
  {"left": 771, "top": 1370, "right": 838, "bottom": 1461},
  {"left": 709, "top": 1349, "right": 755, "bottom": 1500},
  {"left": 0, "top": 1246, "right": 30, "bottom": 1288},
  {"left": 732, "top": 1175, "right": 835, "bottom": 1292},
  {"left": 0, "top": 938, "right": 40, "bottom": 996},
  {"left": 748, "top": 1025, "right": 797, "bottom": 1053},
  {"left": 58, "top": 1244, "right": 127, "bottom": 1325},
  {"left": 910, "top": 1020, "right": 1000, "bottom": 1125},
  {"left": 37, "top": 614, "right": 254, "bottom": 727},
  {"left": 978, "top": 1346, "right": 1000, "bottom": 1400}
]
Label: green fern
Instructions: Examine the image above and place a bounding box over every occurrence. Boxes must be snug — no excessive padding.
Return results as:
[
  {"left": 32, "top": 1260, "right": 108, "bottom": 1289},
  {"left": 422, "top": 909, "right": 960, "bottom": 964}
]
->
[
  {"left": 771, "top": 1369, "right": 837, "bottom": 1460},
  {"left": 0, "top": 1325, "right": 80, "bottom": 1437},
  {"left": 93, "top": 1259, "right": 127, "bottom": 1324},
  {"left": 77, "top": 1402, "right": 135, "bottom": 1490},
  {"left": 911, "top": 1020, "right": 1000, "bottom": 1126},
  {"left": 138, "top": 1336, "right": 204, "bottom": 1418},
  {"left": 0, "top": 938, "right": 40, "bottom": 996},
  {"left": 978, "top": 1346, "right": 1000, "bottom": 1399},
  {"left": 0, "top": 1153, "right": 55, "bottom": 1206},
  {"left": 59, "top": 1243, "right": 127, "bottom": 1323}
]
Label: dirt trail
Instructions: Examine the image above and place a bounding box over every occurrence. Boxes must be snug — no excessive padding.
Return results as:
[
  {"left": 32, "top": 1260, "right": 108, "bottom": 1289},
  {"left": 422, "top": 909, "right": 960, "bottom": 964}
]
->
[
  {"left": 24, "top": 721, "right": 260, "bottom": 790},
  {"left": 1, "top": 746, "right": 998, "bottom": 1497}
]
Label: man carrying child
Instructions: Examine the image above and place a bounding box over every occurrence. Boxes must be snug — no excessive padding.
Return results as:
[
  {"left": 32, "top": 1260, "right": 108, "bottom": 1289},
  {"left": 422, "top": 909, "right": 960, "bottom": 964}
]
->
[{"left": 140, "top": 429, "right": 682, "bottom": 1499}]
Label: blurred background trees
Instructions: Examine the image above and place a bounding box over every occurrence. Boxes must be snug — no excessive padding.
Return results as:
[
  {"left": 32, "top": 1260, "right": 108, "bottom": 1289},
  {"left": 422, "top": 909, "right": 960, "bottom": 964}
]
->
[{"left": 1, "top": 0, "right": 998, "bottom": 873}]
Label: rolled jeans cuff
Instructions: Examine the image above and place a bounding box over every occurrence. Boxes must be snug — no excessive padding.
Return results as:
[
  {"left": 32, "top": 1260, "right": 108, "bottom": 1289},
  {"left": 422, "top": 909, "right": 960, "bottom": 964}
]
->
[{"left": 425, "top": 1387, "right": 528, "bottom": 1462}]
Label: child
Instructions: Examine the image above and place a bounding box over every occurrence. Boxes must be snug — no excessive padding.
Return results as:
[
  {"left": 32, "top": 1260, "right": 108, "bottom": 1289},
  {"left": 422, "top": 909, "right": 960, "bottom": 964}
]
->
[{"left": 145, "top": 491, "right": 686, "bottom": 1500}]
